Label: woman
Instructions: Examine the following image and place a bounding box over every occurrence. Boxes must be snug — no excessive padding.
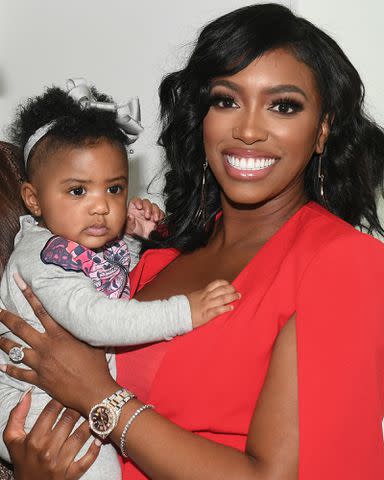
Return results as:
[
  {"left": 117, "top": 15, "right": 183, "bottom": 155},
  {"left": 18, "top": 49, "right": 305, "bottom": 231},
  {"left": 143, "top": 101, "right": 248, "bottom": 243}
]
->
[
  {"left": 0, "top": 142, "right": 26, "bottom": 480},
  {"left": 0, "top": 142, "right": 26, "bottom": 278},
  {"left": 1, "top": 3, "right": 384, "bottom": 479}
]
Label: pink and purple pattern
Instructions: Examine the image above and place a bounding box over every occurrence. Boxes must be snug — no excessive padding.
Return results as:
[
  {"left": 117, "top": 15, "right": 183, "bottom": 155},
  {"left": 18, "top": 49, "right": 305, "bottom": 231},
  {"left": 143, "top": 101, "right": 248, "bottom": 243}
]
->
[{"left": 41, "top": 236, "right": 131, "bottom": 299}]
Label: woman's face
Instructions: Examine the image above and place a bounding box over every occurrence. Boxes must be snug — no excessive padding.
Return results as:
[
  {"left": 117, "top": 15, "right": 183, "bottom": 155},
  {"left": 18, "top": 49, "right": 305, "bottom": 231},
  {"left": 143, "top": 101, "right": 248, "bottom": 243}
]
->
[{"left": 203, "top": 48, "right": 329, "bottom": 207}]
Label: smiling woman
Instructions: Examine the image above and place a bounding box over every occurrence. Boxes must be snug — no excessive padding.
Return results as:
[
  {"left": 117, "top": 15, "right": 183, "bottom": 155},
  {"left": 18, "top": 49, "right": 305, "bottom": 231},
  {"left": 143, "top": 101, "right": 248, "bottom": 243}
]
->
[{"left": 0, "top": 3, "right": 384, "bottom": 480}]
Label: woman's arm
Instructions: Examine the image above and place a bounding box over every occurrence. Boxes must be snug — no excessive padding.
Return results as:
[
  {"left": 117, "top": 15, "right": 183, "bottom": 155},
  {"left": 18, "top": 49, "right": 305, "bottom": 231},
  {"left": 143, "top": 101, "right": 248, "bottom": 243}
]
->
[{"left": 0, "top": 286, "right": 299, "bottom": 480}]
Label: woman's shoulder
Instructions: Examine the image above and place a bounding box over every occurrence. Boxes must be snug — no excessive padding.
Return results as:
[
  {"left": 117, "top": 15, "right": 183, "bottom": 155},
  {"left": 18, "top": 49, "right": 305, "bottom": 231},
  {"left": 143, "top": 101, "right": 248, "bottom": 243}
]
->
[{"left": 297, "top": 201, "right": 384, "bottom": 257}]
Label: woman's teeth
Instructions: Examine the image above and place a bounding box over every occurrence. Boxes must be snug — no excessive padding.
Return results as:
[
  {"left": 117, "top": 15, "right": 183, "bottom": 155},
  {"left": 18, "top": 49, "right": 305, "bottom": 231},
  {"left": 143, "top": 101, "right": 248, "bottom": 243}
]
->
[{"left": 225, "top": 155, "right": 276, "bottom": 171}]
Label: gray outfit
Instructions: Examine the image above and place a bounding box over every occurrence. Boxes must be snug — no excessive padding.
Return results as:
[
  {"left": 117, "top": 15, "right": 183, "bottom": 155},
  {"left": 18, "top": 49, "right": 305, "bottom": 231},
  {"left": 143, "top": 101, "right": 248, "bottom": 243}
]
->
[{"left": 0, "top": 216, "right": 191, "bottom": 478}]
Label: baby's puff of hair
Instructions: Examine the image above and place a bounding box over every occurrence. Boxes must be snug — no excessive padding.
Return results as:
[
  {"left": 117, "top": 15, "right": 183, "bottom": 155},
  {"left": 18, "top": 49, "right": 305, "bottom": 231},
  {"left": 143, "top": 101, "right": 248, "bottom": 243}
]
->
[{"left": 9, "top": 86, "right": 128, "bottom": 178}]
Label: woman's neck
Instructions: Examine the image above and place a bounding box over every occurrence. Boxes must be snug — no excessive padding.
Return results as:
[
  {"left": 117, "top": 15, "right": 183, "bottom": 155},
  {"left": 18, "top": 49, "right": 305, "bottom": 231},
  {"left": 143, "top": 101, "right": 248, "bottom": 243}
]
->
[{"left": 211, "top": 190, "right": 308, "bottom": 250}]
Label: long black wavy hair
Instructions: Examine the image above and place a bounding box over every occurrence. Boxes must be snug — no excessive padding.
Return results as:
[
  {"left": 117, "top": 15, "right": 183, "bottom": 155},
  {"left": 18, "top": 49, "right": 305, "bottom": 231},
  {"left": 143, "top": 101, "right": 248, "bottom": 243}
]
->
[
  {"left": 151, "top": 3, "right": 384, "bottom": 252},
  {"left": 9, "top": 86, "right": 128, "bottom": 178}
]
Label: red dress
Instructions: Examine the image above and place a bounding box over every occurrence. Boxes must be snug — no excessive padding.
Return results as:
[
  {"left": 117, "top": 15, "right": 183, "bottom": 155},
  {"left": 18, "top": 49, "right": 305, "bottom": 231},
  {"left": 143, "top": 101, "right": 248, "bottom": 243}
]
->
[{"left": 117, "top": 202, "right": 384, "bottom": 479}]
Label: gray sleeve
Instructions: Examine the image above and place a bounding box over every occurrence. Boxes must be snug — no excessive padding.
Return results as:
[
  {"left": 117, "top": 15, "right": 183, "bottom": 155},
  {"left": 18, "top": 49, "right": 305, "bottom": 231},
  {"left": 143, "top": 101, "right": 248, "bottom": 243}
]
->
[
  {"left": 123, "top": 235, "right": 142, "bottom": 271},
  {"left": 13, "top": 263, "right": 192, "bottom": 347}
]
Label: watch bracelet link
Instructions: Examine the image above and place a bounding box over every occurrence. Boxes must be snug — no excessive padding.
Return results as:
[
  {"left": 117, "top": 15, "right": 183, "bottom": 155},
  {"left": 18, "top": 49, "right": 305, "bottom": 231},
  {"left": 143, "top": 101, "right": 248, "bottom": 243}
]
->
[{"left": 104, "top": 388, "right": 135, "bottom": 409}]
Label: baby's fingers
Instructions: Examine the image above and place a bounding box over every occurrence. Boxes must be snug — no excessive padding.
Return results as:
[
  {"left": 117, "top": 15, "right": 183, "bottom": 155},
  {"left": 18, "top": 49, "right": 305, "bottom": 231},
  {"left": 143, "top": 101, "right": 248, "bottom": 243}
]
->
[
  {"left": 203, "top": 279, "right": 230, "bottom": 293},
  {"left": 204, "top": 304, "right": 235, "bottom": 321},
  {"left": 206, "top": 291, "right": 240, "bottom": 309},
  {"left": 206, "top": 284, "right": 239, "bottom": 300}
]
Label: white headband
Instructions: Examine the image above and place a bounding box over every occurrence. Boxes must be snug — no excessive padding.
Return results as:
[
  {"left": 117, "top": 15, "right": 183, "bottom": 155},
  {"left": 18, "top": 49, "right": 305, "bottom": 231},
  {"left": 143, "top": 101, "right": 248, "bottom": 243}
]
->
[{"left": 23, "top": 78, "right": 143, "bottom": 165}]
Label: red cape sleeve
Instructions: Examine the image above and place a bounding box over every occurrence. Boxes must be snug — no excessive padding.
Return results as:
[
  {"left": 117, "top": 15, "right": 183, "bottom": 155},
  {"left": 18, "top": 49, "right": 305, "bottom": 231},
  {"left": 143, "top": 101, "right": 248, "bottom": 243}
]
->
[{"left": 296, "top": 232, "right": 384, "bottom": 479}]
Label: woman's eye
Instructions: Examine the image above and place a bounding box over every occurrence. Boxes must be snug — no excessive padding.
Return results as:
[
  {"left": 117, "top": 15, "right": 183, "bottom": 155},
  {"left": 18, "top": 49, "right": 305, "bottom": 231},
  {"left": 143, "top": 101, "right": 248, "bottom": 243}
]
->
[
  {"left": 108, "top": 185, "right": 122, "bottom": 194},
  {"left": 210, "top": 95, "right": 238, "bottom": 109},
  {"left": 270, "top": 99, "right": 303, "bottom": 115},
  {"left": 69, "top": 187, "right": 85, "bottom": 196}
]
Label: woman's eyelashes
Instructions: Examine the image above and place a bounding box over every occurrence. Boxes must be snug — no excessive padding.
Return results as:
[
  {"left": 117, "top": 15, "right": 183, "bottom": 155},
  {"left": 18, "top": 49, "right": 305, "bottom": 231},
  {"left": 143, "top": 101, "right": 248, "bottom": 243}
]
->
[
  {"left": 209, "top": 93, "right": 239, "bottom": 109},
  {"left": 209, "top": 92, "right": 304, "bottom": 115},
  {"left": 269, "top": 97, "right": 304, "bottom": 115}
]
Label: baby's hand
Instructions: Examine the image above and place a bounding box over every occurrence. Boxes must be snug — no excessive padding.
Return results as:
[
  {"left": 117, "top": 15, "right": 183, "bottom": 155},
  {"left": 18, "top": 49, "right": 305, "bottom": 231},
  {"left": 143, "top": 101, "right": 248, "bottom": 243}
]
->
[
  {"left": 125, "top": 197, "right": 165, "bottom": 238},
  {"left": 187, "top": 280, "right": 241, "bottom": 328}
]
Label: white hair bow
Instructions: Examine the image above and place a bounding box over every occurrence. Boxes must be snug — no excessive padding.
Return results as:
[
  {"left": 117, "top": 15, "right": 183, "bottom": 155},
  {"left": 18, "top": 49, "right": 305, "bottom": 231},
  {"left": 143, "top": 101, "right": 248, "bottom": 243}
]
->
[{"left": 66, "top": 78, "right": 143, "bottom": 144}]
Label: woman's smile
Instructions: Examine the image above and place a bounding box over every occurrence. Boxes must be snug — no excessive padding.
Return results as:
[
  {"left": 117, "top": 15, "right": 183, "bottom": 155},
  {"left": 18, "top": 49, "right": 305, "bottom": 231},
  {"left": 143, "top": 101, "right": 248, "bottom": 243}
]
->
[{"left": 223, "top": 148, "right": 280, "bottom": 180}]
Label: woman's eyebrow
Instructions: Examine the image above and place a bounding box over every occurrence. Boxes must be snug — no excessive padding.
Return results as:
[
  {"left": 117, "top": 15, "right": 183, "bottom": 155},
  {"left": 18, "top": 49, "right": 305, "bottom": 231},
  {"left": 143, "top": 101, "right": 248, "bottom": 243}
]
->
[
  {"left": 210, "top": 80, "right": 308, "bottom": 100},
  {"left": 265, "top": 84, "right": 308, "bottom": 99},
  {"left": 210, "top": 79, "right": 240, "bottom": 92}
]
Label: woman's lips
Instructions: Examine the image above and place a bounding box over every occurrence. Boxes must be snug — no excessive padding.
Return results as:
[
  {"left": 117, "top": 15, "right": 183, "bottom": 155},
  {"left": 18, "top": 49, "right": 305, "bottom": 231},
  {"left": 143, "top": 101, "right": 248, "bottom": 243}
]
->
[
  {"left": 85, "top": 225, "right": 108, "bottom": 236},
  {"left": 223, "top": 153, "right": 278, "bottom": 179}
]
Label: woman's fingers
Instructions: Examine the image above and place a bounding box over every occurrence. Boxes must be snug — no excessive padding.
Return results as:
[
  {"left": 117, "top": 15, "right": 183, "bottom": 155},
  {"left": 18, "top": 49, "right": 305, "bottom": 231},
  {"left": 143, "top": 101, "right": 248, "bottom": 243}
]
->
[
  {"left": 27, "top": 399, "right": 65, "bottom": 439},
  {"left": 66, "top": 435, "right": 101, "bottom": 480},
  {"left": 5, "top": 396, "right": 100, "bottom": 479},
  {"left": 45, "top": 407, "right": 84, "bottom": 463},
  {"left": 60, "top": 418, "right": 95, "bottom": 463},
  {"left": 3, "top": 388, "right": 32, "bottom": 452},
  {"left": 0, "top": 360, "right": 37, "bottom": 385},
  {"left": 0, "top": 308, "right": 42, "bottom": 350}
]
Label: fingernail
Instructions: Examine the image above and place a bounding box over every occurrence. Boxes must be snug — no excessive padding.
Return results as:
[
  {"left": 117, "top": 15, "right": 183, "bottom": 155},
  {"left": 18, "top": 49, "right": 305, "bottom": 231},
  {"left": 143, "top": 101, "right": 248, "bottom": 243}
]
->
[
  {"left": 18, "top": 386, "right": 35, "bottom": 404},
  {"left": 13, "top": 272, "right": 27, "bottom": 291},
  {"left": 94, "top": 438, "right": 102, "bottom": 447},
  {"left": 0, "top": 364, "right": 7, "bottom": 373}
]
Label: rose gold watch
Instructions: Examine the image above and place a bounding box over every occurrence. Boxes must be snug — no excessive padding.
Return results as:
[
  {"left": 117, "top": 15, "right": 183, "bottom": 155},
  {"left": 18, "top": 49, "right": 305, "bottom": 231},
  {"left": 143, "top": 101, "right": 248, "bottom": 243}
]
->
[{"left": 88, "top": 388, "right": 136, "bottom": 439}]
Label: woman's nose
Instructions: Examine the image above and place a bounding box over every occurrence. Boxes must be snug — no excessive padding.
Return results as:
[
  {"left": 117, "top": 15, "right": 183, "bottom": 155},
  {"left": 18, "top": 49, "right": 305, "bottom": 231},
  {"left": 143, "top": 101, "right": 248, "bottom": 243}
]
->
[{"left": 233, "top": 111, "right": 268, "bottom": 144}]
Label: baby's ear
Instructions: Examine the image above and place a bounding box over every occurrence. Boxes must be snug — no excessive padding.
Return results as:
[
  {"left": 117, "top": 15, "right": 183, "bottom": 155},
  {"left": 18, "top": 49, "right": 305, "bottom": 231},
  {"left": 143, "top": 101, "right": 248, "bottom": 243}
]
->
[{"left": 21, "top": 182, "right": 41, "bottom": 217}]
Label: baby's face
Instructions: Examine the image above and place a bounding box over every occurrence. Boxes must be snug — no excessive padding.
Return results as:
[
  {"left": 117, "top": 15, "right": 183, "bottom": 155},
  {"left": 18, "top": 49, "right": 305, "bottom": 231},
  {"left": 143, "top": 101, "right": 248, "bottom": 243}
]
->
[{"left": 32, "top": 139, "right": 129, "bottom": 249}]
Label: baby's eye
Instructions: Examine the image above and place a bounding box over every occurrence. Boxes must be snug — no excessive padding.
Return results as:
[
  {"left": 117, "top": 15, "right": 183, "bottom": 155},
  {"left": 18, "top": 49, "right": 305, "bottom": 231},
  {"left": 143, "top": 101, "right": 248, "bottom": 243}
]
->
[
  {"left": 209, "top": 94, "right": 239, "bottom": 109},
  {"left": 108, "top": 185, "right": 123, "bottom": 194},
  {"left": 69, "top": 187, "right": 86, "bottom": 196}
]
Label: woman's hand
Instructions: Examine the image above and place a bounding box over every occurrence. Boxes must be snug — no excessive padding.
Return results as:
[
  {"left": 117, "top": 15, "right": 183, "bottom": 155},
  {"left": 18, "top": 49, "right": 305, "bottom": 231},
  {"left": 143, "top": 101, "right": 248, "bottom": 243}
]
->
[
  {"left": 125, "top": 197, "right": 164, "bottom": 238},
  {"left": 4, "top": 390, "right": 100, "bottom": 480},
  {"left": 0, "top": 275, "right": 119, "bottom": 417}
]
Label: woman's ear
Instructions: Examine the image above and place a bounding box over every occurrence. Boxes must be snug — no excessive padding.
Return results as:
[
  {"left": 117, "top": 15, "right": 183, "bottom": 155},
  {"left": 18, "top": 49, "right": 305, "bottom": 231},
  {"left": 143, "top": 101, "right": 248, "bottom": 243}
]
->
[
  {"left": 21, "top": 182, "right": 41, "bottom": 217},
  {"left": 315, "top": 114, "right": 332, "bottom": 155}
]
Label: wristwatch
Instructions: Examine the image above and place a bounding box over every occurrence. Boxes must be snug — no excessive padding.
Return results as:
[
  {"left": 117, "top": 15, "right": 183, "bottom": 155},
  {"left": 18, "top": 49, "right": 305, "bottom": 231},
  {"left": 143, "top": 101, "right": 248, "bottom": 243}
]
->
[{"left": 88, "top": 388, "right": 136, "bottom": 439}]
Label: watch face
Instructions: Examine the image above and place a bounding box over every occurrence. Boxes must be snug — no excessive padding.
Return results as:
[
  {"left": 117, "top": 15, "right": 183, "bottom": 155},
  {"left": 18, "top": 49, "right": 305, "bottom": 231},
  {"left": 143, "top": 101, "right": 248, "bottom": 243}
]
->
[{"left": 89, "top": 404, "right": 117, "bottom": 437}]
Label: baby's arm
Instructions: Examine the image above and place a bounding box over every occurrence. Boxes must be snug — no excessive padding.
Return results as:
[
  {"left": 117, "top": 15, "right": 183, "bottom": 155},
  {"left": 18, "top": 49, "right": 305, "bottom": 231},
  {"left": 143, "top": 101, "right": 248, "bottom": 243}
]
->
[{"left": 12, "top": 262, "right": 238, "bottom": 347}]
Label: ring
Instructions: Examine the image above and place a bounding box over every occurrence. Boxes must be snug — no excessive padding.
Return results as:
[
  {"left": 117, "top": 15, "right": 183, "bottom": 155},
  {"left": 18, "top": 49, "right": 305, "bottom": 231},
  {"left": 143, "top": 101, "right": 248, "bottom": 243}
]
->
[{"left": 8, "top": 345, "right": 26, "bottom": 364}]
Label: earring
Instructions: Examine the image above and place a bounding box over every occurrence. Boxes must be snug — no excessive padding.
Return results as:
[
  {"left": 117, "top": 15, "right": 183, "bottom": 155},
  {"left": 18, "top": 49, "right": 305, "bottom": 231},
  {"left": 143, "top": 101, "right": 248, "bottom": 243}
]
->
[
  {"left": 317, "top": 154, "right": 325, "bottom": 200},
  {"left": 193, "top": 158, "right": 208, "bottom": 224}
]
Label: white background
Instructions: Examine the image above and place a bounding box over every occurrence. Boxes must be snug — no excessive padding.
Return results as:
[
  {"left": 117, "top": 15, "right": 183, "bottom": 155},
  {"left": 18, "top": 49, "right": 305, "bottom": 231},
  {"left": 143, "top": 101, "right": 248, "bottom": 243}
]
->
[{"left": 1, "top": 0, "right": 383, "bottom": 202}]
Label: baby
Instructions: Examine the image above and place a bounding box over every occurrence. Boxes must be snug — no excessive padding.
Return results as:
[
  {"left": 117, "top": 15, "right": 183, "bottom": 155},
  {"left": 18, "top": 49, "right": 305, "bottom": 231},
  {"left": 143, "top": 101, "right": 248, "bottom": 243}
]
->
[{"left": 0, "top": 79, "right": 238, "bottom": 478}]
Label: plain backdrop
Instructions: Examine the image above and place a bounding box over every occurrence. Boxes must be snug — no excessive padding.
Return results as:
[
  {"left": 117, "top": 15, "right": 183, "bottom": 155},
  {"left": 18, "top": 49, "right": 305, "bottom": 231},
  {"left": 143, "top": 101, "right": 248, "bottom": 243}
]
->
[{"left": 1, "top": 0, "right": 383, "bottom": 205}]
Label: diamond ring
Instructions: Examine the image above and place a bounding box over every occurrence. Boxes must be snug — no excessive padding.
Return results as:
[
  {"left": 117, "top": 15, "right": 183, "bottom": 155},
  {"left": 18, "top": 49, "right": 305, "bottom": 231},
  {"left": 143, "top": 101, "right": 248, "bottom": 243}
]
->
[{"left": 8, "top": 345, "right": 26, "bottom": 364}]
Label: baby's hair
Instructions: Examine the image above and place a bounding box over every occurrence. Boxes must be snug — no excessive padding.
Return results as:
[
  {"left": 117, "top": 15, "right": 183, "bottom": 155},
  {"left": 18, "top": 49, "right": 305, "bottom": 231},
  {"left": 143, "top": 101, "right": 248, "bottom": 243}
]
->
[{"left": 9, "top": 86, "right": 128, "bottom": 179}]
